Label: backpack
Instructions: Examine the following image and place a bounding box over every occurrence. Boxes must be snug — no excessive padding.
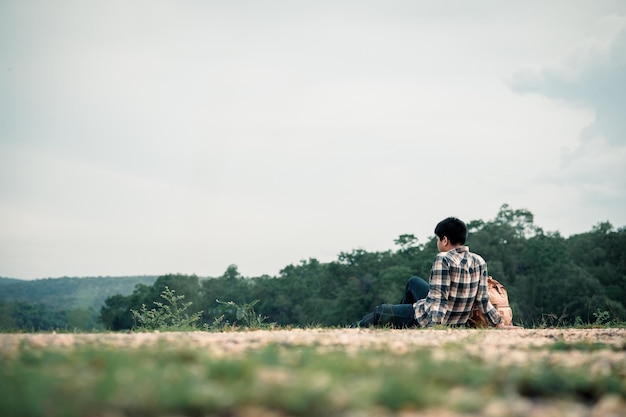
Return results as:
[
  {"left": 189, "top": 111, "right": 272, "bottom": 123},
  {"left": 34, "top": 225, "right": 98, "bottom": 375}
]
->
[{"left": 468, "top": 276, "right": 513, "bottom": 327}]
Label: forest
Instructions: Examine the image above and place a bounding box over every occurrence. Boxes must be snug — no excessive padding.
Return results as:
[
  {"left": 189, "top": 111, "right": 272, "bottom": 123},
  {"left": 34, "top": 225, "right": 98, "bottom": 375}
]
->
[
  {"left": 2, "top": 204, "right": 625, "bottom": 331},
  {"left": 0, "top": 276, "right": 157, "bottom": 330}
]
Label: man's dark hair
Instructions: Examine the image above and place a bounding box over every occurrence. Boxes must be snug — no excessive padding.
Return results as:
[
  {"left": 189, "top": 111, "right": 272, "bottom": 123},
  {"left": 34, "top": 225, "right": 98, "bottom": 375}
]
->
[{"left": 434, "top": 217, "right": 468, "bottom": 245}]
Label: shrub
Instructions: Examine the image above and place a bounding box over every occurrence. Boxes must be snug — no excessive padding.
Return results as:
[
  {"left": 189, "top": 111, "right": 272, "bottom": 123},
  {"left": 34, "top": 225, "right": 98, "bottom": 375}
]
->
[{"left": 131, "top": 286, "right": 202, "bottom": 331}]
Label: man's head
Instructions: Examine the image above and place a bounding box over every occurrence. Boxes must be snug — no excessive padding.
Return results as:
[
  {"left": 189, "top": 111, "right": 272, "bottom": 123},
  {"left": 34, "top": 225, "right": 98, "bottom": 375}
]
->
[{"left": 434, "top": 217, "right": 467, "bottom": 250}]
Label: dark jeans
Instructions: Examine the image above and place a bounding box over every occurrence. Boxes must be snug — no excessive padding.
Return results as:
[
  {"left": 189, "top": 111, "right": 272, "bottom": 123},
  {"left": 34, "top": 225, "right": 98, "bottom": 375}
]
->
[{"left": 356, "top": 276, "right": 429, "bottom": 328}]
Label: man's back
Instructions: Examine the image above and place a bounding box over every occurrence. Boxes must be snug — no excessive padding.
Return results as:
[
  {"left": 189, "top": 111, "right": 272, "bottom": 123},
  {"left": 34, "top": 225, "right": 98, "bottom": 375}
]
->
[{"left": 415, "top": 246, "right": 498, "bottom": 326}]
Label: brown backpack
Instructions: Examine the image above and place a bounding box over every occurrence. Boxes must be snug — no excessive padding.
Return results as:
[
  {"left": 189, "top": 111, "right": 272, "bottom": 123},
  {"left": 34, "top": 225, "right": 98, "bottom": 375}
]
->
[{"left": 468, "top": 276, "right": 513, "bottom": 327}]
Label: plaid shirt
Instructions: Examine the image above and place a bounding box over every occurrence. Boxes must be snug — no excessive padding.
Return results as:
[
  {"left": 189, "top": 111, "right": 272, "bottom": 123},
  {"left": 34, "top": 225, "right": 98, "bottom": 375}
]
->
[{"left": 414, "top": 246, "right": 502, "bottom": 327}]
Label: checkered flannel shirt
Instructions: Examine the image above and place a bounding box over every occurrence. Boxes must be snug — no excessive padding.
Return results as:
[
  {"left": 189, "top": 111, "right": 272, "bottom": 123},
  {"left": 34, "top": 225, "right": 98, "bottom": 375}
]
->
[{"left": 414, "top": 246, "right": 502, "bottom": 327}]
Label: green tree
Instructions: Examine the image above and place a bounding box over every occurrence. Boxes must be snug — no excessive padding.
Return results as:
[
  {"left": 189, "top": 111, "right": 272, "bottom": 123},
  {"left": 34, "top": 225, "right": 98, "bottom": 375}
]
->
[
  {"left": 0, "top": 300, "right": 16, "bottom": 330},
  {"left": 199, "top": 265, "right": 254, "bottom": 325},
  {"left": 66, "top": 307, "right": 98, "bottom": 330},
  {"left": 10, "top": 302, "right": 66, "bottom": 331},
  {"left": 100, "top": 283, "right": 152, "bottom": 330},
  {"left": 149, "top": 274, "right": 202, "bottom": 313},
  {"left": 566, "top": 222, "right": 626, "bottom": 321}
]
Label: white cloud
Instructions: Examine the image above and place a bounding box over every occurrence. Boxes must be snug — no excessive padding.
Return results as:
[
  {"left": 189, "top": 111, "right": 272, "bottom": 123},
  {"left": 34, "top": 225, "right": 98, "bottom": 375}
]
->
[
  {"left": 505, "top": 13, "right": 626, "bottom": 236},
  {"left": 1, "top": 1, "right": 625, "bottom": 278},
  {"left": 507, "top": 15, "right": 626, "bottom": 147}
]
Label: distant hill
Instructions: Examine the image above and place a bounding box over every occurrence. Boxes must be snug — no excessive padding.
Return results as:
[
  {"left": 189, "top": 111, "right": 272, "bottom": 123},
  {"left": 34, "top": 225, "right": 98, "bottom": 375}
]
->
[
  {"left": 0, "top": 277, "right": 25, "bottom": 285},
  {"left": 0, "top": 276, "right": 158, "bottom": 312}
]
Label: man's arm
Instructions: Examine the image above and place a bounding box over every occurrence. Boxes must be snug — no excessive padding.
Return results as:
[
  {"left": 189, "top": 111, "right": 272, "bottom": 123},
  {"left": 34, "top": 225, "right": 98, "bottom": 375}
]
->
[
  {"left": 426, "top": 254, "right": 450, "bottom": 325},
  {"left": 477, "top": 268, "right": 502, "bottom": 327}
]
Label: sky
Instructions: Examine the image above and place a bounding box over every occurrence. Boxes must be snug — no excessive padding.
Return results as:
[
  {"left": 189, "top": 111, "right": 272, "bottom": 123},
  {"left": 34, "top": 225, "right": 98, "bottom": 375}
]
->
[{"left": 1, "top": 1, "right": 625, "bottom": 280}]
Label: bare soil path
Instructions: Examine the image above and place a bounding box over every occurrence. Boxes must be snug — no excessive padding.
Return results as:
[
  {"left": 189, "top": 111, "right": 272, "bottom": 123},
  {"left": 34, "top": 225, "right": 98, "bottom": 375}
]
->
[
  {"left": 2, "top": 327, "right": 625, "bottom": 358},
  {"left": 2, "top": 328, "right": 625, "bottom": 417}
]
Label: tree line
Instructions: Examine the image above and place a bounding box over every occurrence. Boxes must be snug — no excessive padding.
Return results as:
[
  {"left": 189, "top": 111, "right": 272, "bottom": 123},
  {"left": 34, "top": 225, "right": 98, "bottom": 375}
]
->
[
  {"left": 99, "top": 204, "right": 626, "bottom": 330},
  {"left": 1, "top": 204, "right": 623, "bottom": 331}
]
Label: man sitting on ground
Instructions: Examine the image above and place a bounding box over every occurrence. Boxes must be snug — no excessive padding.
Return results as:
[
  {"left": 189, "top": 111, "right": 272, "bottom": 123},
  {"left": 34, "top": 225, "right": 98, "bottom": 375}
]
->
[{"left": 354, "top": 217, "right": 504, "bottom": 328}]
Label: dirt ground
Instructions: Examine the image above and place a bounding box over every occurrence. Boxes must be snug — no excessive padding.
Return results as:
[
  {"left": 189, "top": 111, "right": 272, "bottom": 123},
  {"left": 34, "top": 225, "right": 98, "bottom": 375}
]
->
[
  {"left": 2, "top": 327, "right": 625, "bottom": 356},
  {"left": 2, "top": 328, "right": 625, "bottom": 417}
]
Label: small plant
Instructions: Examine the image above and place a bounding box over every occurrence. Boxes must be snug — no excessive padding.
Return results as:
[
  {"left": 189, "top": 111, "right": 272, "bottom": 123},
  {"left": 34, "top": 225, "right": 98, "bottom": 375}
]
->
[
  {"left": 131, "top": 287, "right": 202, "bottom": 331},
  {"left": 211, "top": 299, "right": 270, "bottom": 329},
  {"left": 592, "top": 308, "right": 618, "bottom": 327},
  {"left": 536, "top": 313, "right": 559, "bottom": 328}
]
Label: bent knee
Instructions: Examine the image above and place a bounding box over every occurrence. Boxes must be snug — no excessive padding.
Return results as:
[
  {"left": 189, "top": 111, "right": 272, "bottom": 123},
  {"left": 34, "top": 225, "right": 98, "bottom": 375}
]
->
[
  {"left": 408, "top": 276, "right": 426, "bottom": 285},
  {"left": 408, "top": 276, "right": 422, "bottom": 285},
  {"left": 408, "top": 276, "right": 428, "bottom": 289}
]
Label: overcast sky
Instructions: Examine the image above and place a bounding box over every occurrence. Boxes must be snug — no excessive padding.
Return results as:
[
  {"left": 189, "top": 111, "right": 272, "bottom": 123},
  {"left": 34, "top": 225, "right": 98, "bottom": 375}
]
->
[{"left": 1, "top": 1, "right": 625, "bottom": 280}]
